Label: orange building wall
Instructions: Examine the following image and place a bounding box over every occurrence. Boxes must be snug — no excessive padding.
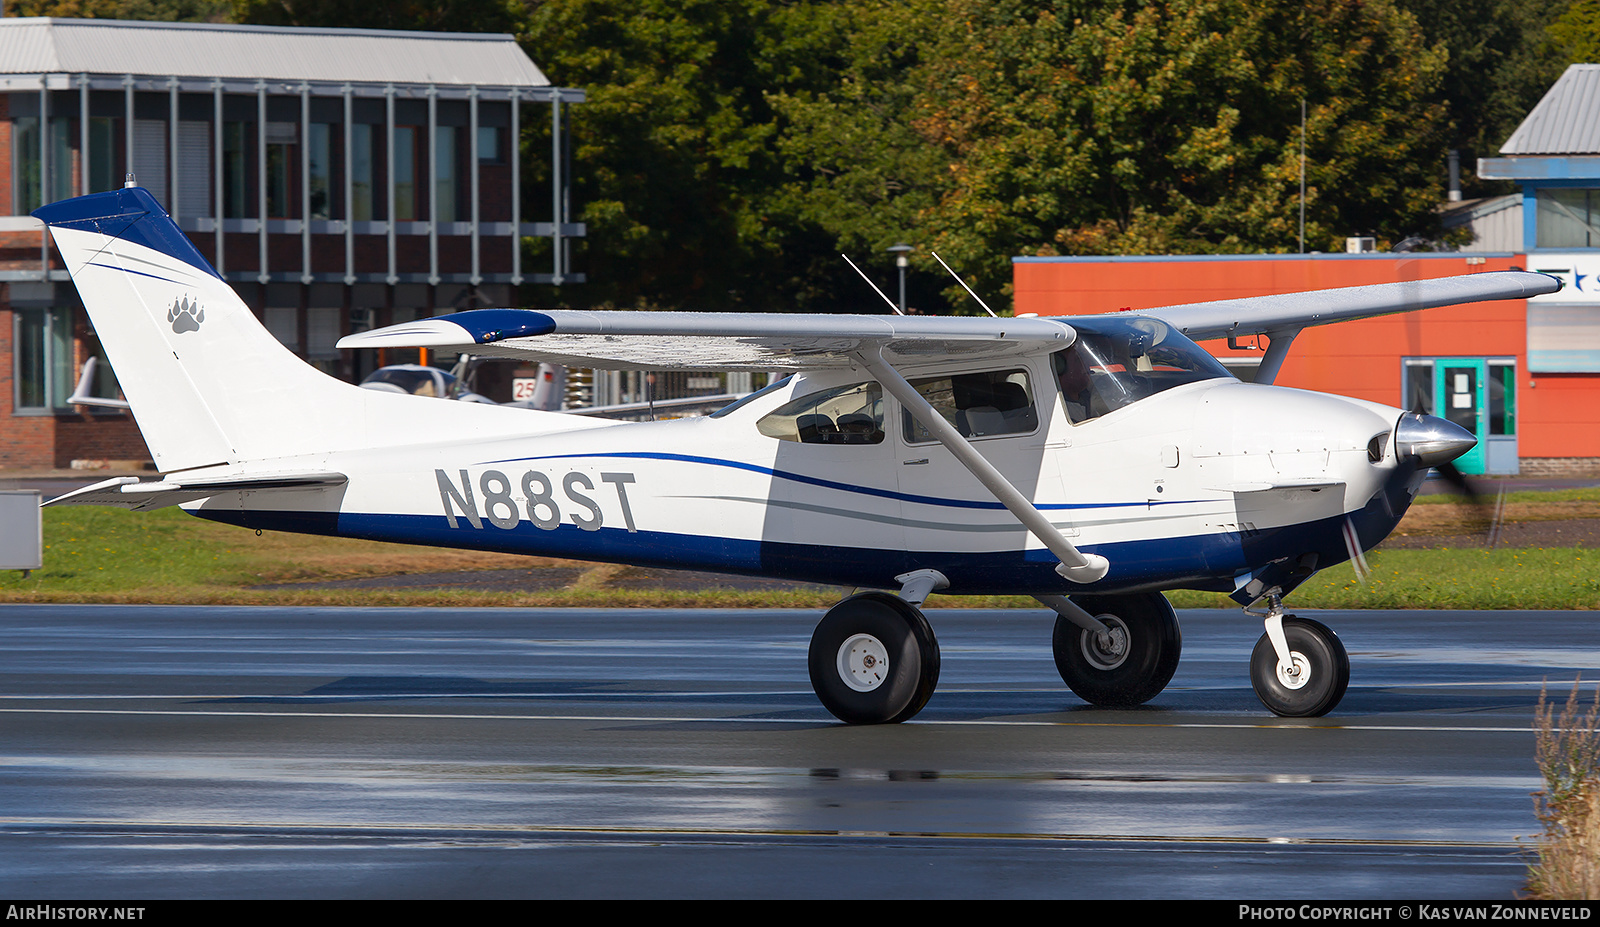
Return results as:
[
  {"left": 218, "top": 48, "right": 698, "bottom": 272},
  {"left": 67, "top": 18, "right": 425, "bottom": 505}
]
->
[{"left": 1013, "top": 255, "right": 1600, "bottom": 461}]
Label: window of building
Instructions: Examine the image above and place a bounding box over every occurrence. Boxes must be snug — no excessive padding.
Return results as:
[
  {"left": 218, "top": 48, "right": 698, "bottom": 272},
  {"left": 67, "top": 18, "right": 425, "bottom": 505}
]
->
[
  {"left": 435, "top": 125, "right": 456, "bottom": 223},
  {"left": 394, "top": 126, "right": 417, "bottom": 221},
  {"left": 265, "top": 121, "right": 296, "bottom": 219},
  {"left": 1489, "top": 360, "right": 1516, "bottom": 436},
  {"left": 351, "top": 123, "right": 374, "bottom": 221},
  {"left": 88, "top": 117, "right": 117, "bottom": 196},
  {"left": 176, "top": 121, "right": 211, "bottom": 218},
  {"left": 477, "top": 125, "right": 501, "bottom": 164},
  {"left": 1403, "top": 359, "right": 1433, "bottom": 414},
  {"left": 13, "top": 117, "right": 73, "bottom": 213},
  {"left": 13, "top": 307, "right": 73, "bottom": 413},
  {"left": 308, "top": 122, "right": 332, "bottom": 220},
  {"left": 1536, "top": 189, "right": 1600, "bottom": 248},
  {"left": 132, "top": 119, "right": 168, "bottom": 208},
  {"left": 307, "top": 306, "right": 342, "bottom": 376},
  {"left": 223, "top": 121, "right": 249, "bottom": 218}
]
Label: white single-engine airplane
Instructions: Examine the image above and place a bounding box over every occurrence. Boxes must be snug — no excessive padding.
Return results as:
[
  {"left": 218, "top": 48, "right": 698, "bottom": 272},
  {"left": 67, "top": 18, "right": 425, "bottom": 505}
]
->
[{"left": 35, "top": 185, "right": 1561, "bottom": 722}]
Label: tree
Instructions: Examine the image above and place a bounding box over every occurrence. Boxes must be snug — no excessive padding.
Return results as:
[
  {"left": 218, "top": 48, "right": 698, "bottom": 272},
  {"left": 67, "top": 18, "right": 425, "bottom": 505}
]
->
[
  {"left": 521, "top": 0, "right": 872, "bottom": 311},
  {"left": 1550, "top": 0, "right": 1600, "bottom": 63},
  {"left": 1401, "top": 0, "right": 1572, "bottom": 198},
  {"left": 5, "top": 0, "right": 231, "bottom": 20},
  {"left": 231, "top": 0, "right": 527, "bottom": 34},
  {"left": 776, "top": 0, "right": 1452, "bottom": 309}
]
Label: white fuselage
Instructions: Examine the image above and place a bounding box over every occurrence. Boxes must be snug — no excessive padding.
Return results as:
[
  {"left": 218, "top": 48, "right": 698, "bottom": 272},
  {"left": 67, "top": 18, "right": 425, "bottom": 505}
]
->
[{"left": 185, "top": 358, "right": 1420, "bottom": 598}]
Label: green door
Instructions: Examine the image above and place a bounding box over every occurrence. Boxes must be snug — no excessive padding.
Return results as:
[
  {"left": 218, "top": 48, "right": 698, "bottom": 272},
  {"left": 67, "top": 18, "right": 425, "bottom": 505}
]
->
[{"left": 1434, "top": 359, "right": 1487, "bottom": 475}]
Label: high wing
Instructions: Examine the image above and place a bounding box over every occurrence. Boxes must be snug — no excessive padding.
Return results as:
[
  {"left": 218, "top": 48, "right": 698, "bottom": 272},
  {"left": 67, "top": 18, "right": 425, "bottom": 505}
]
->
[
  {"left": 1135, "top": 270, "right": 1560, "bottom": 341},
  {"left": 337, "top": 309, "right": 1075, "bottom": 370},
  {"left": 337, "top": 271, "right": 1559, "bottom": 369}
]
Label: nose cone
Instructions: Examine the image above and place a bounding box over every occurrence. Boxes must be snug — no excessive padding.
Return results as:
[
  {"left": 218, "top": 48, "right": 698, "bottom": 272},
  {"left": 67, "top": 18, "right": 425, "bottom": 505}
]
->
[{"left": 1394, "top": 413, "right": 1476, "bottom": 467}]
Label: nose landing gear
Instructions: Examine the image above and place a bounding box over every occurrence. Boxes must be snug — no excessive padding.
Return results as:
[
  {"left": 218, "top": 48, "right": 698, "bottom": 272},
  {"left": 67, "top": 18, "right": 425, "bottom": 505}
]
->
[{"left": 1247, "top": 596, "right": 1349, "bottom": 717}]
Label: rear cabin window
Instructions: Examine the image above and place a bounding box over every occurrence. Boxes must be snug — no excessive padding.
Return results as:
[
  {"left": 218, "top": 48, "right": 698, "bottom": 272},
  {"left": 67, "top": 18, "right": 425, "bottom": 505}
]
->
[
  {"left": 756, "top": 381, "right": 884, "bottom": 444},
  {"left": 901, "top": 369, "right": 1037, "bottom": 444}
]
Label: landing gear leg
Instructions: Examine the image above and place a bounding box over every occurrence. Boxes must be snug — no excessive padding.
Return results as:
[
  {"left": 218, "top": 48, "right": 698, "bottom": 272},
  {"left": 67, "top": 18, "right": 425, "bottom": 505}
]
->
[
  {"left": 808, "top": 591, "right": 940, "bottom": 724},
  {"left": 1247, "top": 594, "right": 1350, "bottom": 717},
  {"left": 1049, "top": 592, "right": 1181, "bottom": 708}
]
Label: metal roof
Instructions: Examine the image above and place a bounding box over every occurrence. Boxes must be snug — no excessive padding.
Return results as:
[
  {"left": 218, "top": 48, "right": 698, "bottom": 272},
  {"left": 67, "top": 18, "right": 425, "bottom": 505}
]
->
[
  {"left": 1501, "top": 64, "right": 1600, "bottom": 155},
  {"left": 0, "top": 17, "right": 549, "bottom": 89}
]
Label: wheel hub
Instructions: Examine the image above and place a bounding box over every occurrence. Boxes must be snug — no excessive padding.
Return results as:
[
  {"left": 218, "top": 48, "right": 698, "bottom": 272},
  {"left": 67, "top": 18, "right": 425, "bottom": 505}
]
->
[
  {"left": 837, "top": 633, "right": 891, "bottom": 692},
  {"left": 1081, "top": 615, "right": 1130, "bottom": 671},
  {"left": 1275, "top": 651, "right": 1312, "bottom": 690}
]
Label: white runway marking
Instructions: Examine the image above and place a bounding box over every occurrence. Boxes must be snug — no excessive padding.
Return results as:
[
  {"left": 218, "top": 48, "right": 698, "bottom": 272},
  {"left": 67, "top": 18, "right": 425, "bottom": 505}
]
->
[{"left": 0, "top": 704, "right": 1538, "bottom": 733}]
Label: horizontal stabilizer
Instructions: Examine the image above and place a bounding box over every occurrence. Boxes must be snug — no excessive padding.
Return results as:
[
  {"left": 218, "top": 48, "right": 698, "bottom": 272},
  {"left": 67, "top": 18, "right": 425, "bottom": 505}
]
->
[
  {"left": 45, "top": 472, "right": 348, "bottom": 511},
  {"left": 338, "top": 310, "right": 1076, "bottom": 371}
]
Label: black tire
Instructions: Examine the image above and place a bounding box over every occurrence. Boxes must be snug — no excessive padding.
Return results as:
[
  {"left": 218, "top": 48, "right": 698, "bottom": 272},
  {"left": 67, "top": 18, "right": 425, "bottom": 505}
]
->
[
  {"left": 1052, "top": 592, "right": 1181, "bottom": 708},
  {"left": 1249, "top": 616, "right": 1350, "bottom": 717},
  {"left": 808, "top": 592, "right": 940, "bottom": 724}
]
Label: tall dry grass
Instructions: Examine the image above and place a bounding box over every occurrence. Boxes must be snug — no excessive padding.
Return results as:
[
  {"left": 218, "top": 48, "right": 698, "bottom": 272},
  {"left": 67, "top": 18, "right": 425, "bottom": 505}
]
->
[{"left": 1527, "top": 680, "right": 1600, "bottom": 899}]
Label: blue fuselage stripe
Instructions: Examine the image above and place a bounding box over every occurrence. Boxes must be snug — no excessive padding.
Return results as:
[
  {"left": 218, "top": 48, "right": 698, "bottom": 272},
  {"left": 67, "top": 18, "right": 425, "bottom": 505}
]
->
[{"left": 482, "top": 450, "right": 1195, "bottom": 512}]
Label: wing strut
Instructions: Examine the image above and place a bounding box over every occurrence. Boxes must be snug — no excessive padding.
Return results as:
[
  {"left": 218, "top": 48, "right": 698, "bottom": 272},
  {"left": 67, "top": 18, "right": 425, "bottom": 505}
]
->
[
  {"left": 1253, "top": 328, "right": 1301, "bottom": 386},
  {"left": 856, "top": 348, "right": 1110, "bottom": 584}
]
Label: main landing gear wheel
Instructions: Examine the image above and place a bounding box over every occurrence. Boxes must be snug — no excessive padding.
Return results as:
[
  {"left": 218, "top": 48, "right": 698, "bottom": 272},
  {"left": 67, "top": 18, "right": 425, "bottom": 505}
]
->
[
  {"left": 1249, "top": 616, "right": 1350, "bottom": 717},
  {"left": 808, "top": 592, "right": 940, "bottom": 724},
  {"left": 1052, "top": 592, "right": 1182, "bottom": 708}
]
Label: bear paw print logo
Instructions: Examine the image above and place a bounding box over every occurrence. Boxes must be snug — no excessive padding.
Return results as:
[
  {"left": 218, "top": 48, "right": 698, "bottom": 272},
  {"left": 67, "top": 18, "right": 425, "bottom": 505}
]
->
[{"left": 168, "top": 296, "right": 205, "bottom": 334}]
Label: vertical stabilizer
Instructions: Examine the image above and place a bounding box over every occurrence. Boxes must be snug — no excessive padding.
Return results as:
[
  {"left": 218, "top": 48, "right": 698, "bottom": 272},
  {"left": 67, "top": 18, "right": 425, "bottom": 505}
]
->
[
  {"left": 35, "top": 187, "right": 578, "bottom": 472},
  {"left": 35, "top": 187, "right": 254, "bottom": 471}
]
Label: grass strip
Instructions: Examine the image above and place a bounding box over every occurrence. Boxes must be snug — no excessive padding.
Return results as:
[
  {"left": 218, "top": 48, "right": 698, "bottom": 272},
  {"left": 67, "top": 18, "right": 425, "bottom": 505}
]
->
[{"left": 0, "top": 506, "right": 1596, "bottom": 609}]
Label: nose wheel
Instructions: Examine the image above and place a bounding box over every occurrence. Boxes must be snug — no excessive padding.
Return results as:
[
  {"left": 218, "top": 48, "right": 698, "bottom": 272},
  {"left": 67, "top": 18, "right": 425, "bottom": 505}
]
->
[
  {"left": 808, "top": 592, "right": 940, "bottom": 724},
  {"left": 1249, "top": 614, "right": 1349, "bottom": 717}
]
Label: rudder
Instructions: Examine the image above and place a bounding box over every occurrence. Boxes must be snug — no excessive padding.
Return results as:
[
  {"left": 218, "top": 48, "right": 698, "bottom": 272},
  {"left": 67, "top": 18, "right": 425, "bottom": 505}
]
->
[{"left": 37, "top": 187, "right": 384, "bottom": 471}]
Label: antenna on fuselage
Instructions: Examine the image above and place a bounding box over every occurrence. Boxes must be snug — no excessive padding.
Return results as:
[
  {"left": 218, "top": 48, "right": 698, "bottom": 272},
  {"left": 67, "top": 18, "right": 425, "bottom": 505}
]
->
[
  {"left": 840, "top": 254, "right": 905, "bottom": 315},
  {"left": 931, "top": 251, "right": 1000, "bottom": 318}
]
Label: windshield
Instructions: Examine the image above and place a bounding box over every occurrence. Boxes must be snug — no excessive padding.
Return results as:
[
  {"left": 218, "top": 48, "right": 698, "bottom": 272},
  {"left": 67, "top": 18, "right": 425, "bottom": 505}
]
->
[{"left": 1053, "top": 316, "right": 1233, "bottom": 422}]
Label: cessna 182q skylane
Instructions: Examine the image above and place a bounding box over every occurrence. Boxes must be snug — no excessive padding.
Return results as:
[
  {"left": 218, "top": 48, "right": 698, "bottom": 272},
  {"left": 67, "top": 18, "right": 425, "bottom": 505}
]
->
[{"left": 35, "top": 186, "right": 1561, "bottom": 722}]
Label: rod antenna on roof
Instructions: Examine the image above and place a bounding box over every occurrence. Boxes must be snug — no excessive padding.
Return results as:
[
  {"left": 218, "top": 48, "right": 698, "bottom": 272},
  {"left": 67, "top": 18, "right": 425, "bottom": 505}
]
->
[
  {"left": 840, "top": 254, "right": 905, "bottom": 315},
  {"left": 931, "top": 251, "right": 1000, "bottom": 318}
]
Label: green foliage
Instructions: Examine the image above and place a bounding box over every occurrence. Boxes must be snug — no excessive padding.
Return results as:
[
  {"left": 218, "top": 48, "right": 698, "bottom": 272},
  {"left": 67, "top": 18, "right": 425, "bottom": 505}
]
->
[
  {"left": 231, "top": 0, "right": 527, "bottom": 33},
  {"left": 11, "top": 0, "right": 1583, "bottom": 312},
  {"left": 1400, "top": 0, "right": 1571, "bottom": 199},
  {"left": 5, "top": 0, "right": 232, "bottom": 20},
  {"left": 1550, "top": 0, "right": 1600, "bottom": 63},
  {"left": 520, "top": 0, "right": 890, "bottom": 311},
  {"left": 0, "top": 506, "right": 260, "bottom": 593},
  {"left": 1167, "top": 547, "right": 1600, "bottom": 610},
  {"left": 775, "top": 0, "right": 1452, "bottom": 307}
]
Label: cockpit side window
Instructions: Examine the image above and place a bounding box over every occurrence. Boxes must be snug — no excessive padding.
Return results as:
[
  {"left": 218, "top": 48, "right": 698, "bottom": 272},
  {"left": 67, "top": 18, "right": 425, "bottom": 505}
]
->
[
  {"left": 1054, "top": 317, "right": 1234, "bottom": 423},
  {"left": 901, "top": 369, "right": 1037, "bottom": 444},
  {"left": 757, "top": 381, "right": 884, "bottom": 444}
]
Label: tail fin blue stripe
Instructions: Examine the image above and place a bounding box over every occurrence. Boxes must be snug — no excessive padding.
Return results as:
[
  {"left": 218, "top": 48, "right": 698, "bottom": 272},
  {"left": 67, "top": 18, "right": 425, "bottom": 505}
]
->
[{"left": 32, "top": 187, "right": 222, "bottom": 281}]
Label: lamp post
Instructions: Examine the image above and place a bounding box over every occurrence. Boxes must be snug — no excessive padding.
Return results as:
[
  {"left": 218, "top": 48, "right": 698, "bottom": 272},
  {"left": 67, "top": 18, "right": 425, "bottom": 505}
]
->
[{"left": 887, "top": 243, "right": 912, "bottom": 314}]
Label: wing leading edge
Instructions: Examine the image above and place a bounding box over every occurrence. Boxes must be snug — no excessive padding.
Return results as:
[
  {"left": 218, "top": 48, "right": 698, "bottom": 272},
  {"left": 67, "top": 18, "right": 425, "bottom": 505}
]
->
[
  {"left": 1135, "top": 270, "right": 1561, "bottom": 342},
  {"left": 336, "top": 271, "right": 1558, "bottom": 370},
  {"left": 338, "top": 310, "right": 1076, "bottom": 371}
]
